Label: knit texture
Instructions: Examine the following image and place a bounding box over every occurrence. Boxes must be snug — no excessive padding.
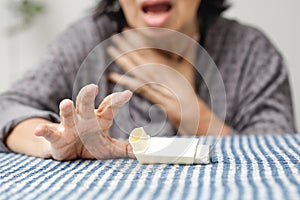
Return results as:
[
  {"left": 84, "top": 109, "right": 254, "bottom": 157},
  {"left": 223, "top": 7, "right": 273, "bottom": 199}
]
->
[{"left": 0, "top": 134, "right": 299, "bottom": 200}]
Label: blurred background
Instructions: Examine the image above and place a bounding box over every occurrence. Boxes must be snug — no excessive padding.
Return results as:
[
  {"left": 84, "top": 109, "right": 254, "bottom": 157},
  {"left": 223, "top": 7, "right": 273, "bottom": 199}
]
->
[{"left": 0, "top": 0, "right": 299, "bottom": 131}]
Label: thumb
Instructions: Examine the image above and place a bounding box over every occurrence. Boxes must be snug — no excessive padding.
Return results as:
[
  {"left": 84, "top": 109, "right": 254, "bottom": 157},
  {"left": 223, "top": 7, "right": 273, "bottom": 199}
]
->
[
  {"left": 35, "top": 124, "right": 61, "bottom": 143},
  {"left": 95, "top": 90, "right": 132, "bottom": 130}
]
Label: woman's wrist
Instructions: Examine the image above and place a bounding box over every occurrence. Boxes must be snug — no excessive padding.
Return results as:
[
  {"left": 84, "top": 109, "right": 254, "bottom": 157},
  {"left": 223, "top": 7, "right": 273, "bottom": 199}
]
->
[
  {"left": 164, "top": 95, "right": 230, "bottom": 136},
  {"left": 196, "top": 97, "right": 230, "bottom": 136},
  {"left": 6, "top": 118, "right": 54, "bottom": 158}
]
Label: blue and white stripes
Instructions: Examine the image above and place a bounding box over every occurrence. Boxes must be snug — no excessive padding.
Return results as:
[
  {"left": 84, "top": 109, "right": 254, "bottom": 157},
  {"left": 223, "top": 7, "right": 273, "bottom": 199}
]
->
[{"left": 0, "top": 134, "right": 299, "bottom": 200}]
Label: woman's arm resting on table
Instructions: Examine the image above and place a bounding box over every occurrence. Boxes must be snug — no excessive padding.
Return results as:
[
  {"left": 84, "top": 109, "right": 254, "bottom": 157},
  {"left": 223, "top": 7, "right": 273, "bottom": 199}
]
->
[
  {"left": 5, "top": 85, "right": 135, "bottom": 161},
  {"left": 6, "top": 118, "right": 53, "bottom": 158}
]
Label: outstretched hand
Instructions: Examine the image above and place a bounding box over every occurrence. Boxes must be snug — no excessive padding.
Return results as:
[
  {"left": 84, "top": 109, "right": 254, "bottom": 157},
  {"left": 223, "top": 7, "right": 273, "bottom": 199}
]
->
[{"left": 34, "top": 84, "right": 135, "bottom": 161}]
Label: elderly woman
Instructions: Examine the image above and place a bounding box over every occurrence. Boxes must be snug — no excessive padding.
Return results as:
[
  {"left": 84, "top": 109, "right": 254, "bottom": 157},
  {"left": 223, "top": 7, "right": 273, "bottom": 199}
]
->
[{"left": 0, "top": 0, "right": 296, "bottom": 160}]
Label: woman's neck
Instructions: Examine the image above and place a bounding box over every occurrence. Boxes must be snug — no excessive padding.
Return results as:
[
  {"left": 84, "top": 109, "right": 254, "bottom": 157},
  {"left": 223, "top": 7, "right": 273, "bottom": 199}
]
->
[{"left": 182, "top": 16, "right": 201, "bottom": 42}]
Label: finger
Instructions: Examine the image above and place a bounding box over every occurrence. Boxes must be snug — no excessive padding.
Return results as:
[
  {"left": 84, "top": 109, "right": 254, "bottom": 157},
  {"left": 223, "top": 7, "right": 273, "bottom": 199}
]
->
[
  {"left": 35, "top": 124, "right": 61, "bottom": 143},
  {"left": 111, "top": 35, "right": 134, "bottom": 55},
  {"left": 108, "top": 72, "right": 169, "bottom": 106},
  {"left": 96, "top": 90, "right": 132, "bottom": 121},
  {"left": 111, "top": 139, "right": 135, "bottom": 158},
  {"left": 108, "top": 72, "right": 143, "bottom": 92},
  {"left": 59, "top": 99, "right": 77, "bottom": 128},
  {"left": 107, "top": 46, "right": 136, "bottom": 73},
  {"left": 96, "top": 90, "right": 132, "bottom": 130},
  {"left": 108, "top": 72, "right": 160, "bottom": 97},
  {"left": 76, "top": 84, "right": 98, "bottom": 119}
]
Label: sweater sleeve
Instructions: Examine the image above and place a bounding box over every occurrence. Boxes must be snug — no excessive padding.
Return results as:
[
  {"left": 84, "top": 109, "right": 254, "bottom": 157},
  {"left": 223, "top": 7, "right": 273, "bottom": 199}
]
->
[
  {"left": 229, "top": 29, "right": 296, "bottom": 134},
  {"left": 0, "top": 16, "right": 105, "bottom": 152}
]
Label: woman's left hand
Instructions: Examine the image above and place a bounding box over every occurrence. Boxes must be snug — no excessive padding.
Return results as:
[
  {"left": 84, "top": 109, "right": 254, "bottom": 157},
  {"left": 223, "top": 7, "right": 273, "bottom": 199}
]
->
[
  {"left": 107, "top": 30, "right": 201, "bottom": 135},
  {"left": 107, "top": 29, "right": 230, "bottom": 136}
]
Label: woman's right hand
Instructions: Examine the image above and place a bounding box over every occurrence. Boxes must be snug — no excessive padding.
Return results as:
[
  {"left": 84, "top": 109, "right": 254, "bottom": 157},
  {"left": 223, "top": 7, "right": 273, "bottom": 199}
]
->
[{"left": 34, "top": 84, "right": 134, "bottom": 161}]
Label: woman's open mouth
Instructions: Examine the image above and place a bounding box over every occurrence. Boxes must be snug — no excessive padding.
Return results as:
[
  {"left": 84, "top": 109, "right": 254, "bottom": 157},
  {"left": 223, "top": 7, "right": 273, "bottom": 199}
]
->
[{"left": 140, "top": 0, "right": 173, "bottom": 27}]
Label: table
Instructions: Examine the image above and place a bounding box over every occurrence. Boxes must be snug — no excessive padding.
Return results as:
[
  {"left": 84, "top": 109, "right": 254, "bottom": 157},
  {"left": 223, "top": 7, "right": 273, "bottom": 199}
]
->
[{"left": 0, "top": 134, "right": 299, "bottom": 200}]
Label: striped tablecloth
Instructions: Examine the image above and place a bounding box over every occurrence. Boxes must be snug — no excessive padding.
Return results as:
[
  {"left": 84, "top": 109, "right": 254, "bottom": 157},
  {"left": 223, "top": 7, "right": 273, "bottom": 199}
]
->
[{"left": 0, "top": 134, "right": 299, "bottom": 200}]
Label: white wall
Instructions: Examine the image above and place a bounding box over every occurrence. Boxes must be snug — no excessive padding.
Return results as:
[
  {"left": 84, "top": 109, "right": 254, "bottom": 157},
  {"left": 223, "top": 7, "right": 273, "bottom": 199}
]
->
[
  {"left": 0, "top": 0, "right": 95, "bottom": 91},
  {"left": 0, "top": 0, "right": 299, "bottom": 130}
]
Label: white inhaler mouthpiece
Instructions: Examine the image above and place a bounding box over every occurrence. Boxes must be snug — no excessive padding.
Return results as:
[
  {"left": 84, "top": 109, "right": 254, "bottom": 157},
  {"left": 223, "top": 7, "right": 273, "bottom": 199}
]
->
[
  {"left": 129, "top": 127, "right": 212, "bottom": 165},
  {"left": 129, "top": 127, "right": 150, "bottom": 153}
]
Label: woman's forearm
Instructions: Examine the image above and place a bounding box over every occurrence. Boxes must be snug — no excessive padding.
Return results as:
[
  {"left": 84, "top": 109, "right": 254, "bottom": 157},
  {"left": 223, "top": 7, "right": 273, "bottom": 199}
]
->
[
  {"left": 196, "top": 97, "right": 230, "bottom": 136},
  {"left": 167, "top": 96, "right": 230, "bottom": 136},
  {"left": 5, "top": 118, "right": 52, "bottom": 158}
]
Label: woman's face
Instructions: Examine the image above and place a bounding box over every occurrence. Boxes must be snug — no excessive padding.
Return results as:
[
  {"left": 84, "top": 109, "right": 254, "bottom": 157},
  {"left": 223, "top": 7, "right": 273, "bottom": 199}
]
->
[{"left": 119, "top": 0, "right": 201, "bottom": 37}]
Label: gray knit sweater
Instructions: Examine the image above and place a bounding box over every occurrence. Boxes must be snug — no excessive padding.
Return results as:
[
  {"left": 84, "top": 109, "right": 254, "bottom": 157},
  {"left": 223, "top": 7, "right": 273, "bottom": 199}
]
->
[{"left": 0, "top": 15, "right": 296, "bottom": 152}]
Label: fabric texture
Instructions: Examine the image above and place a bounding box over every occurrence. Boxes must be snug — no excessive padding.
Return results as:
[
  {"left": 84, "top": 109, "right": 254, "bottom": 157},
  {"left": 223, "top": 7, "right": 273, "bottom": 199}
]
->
[
  {"left": 0, "top": 15, "right": 296, "bottom": 152},
  {"left": 0, "top": 134, "right": 299, "bottom": 200}
]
